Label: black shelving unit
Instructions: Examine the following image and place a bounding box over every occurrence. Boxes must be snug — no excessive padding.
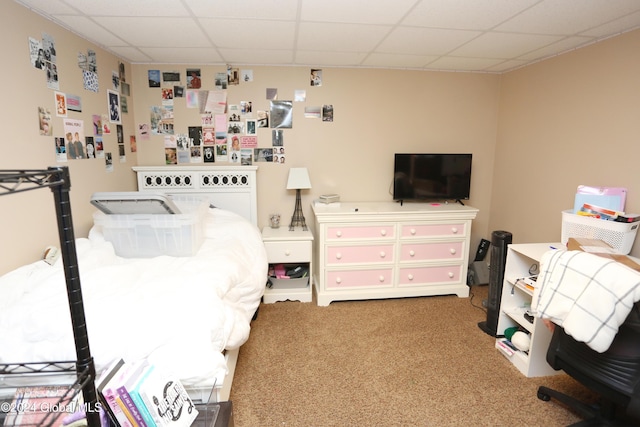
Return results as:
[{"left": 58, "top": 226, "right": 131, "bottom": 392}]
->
[{"left": 0, "top": 167, "right": 100, "bottom": 427}]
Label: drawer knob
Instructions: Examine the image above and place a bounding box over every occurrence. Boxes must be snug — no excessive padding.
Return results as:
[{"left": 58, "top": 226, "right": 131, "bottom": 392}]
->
[
  {"left": 449, "top": 248, "right": 456, "bottom": 255},
  {"left": 410, "top": 228, "right": 416, "bottom": 235},
  {"left": 379, "top": 251, "right": 386, "bottom": 258},
  {"left": 379, "top": 275, "right": 385, "bottom": 282},
  {"left": 336, "top": 230, "right": 342, "bottom": 237},
  {"left": 407, "top": 274, "right": 414, "bottom": 281},
  {"left": 448, "top": 272, "right": 454, "bottom": 278},
  {"left": 409, "top": 250, "right": 415, "bottom": 257},
  {"left": 335, "top": 252, "right": 342, "bottom": 260},
  {"left": 451, "top": 227, "right": 458, "bottom": 234},
  {"left": 380, "top": 229, "right": 387, "bottom": 236},
  {"left": 336, "top": 277, "right": 342, "bottom": 284},
  {"left": 285, "top": 250, "right": 291, "bottom": 256}
]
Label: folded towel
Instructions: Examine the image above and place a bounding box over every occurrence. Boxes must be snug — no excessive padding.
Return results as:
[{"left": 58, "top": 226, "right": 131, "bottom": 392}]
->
[{"left": 532, "top": 249, "right": 640, "bottom": 352}]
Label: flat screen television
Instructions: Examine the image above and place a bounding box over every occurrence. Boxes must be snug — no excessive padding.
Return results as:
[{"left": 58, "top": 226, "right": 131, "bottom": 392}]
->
[{"left": 393, "top": 153, "right": 472, "bottom": 204}]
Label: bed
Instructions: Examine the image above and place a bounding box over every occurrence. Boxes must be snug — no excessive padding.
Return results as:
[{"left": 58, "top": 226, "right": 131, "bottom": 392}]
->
[{"left": 0, "top": 165, "right": 265, "bottom": 409}]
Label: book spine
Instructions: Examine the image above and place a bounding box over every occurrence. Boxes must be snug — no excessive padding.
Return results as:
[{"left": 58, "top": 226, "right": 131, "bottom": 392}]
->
[
  {"left": 117, "top": 386, "right": 148, "bottom": 427},
  {"left": 130, "top": 390, "right": 158, "bottom": 427},
  {"left": 103, "top": 389, "right": 134, "bottom": 427}
]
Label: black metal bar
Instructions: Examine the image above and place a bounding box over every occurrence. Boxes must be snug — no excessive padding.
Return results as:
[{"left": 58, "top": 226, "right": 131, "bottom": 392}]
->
[{"left": 47, "top": 167, "right": 100, "bottom": 427}]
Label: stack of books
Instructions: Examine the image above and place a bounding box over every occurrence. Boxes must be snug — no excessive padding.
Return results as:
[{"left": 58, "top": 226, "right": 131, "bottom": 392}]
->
[
  {"left": 96, "top": 359, "right": 198, "bottom": 427},
  {"left": 313, "top": 194, "right": 340, "bottom": 207}
]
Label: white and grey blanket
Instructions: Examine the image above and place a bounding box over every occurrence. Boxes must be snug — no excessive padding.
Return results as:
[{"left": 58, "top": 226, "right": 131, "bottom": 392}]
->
[{"left": 532, "top": 249, "right": 640, "bottom": 353}]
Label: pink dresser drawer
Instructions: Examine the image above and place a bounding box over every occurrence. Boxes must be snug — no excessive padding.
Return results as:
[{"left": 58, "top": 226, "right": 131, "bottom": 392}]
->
[
  {"left": 326, "top": 225, "right": 394, "bottom": 240},
  {"left": 326, "top": 244, "right": 394, "bottom": 265},
  {"left": 397, "top": 265, "right": 463, "bottom": 286},
  {"left": 399, "top": 241, "right": 464, "bottom": 262},
  {"left": 401, "top": 223, "right": 466, "bottom": 238},
  {"left": 326, "top": 268, "right": 393, "bottom": 289}
]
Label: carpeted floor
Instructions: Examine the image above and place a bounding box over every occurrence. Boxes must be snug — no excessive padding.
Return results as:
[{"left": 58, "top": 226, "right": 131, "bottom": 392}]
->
[{"left": 229, "top": 285, "right": 596, "bottom": 426}]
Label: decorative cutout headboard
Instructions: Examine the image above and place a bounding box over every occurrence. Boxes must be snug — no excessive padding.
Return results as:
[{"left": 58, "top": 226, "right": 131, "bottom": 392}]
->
[{"left": 132, "top": 166, "right": 258, "bottom": 226}]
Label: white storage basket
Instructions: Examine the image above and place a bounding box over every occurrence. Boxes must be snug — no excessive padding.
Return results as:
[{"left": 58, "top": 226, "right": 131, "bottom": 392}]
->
[{"left": 561, "top": 210, "right": 639, "bottom": 254}]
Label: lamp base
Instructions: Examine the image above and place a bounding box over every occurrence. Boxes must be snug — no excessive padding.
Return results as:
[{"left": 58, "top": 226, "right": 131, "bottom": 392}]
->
[{"left": 289, "top": 189, "right": 308, "bottom": 231}]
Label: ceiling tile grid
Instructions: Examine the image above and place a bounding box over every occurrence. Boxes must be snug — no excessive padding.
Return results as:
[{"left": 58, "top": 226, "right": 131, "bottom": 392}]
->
[{"left": 13, "top": 0, "right": 640, "bottom": 73}]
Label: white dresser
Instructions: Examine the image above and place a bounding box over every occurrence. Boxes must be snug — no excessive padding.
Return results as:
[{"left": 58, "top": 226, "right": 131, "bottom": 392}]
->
[{"left": 311, "top": 202, "right": 478, "bottom": 306}]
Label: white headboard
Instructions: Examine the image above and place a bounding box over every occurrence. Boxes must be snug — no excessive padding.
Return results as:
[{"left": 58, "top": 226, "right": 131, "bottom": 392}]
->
[{"left": 132, "top": 166, "right": 258, "bottom": 226}]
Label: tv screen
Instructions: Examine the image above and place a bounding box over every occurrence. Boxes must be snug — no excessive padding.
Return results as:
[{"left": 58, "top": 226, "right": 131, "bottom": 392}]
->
[{"left": 393, "top": 153, "right": 472, "bottom": 202}]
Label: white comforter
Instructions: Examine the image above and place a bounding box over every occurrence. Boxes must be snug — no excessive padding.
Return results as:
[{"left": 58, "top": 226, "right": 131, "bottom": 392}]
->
[{"left": 0, "top": 208, "right": 267, "bottom": 386}]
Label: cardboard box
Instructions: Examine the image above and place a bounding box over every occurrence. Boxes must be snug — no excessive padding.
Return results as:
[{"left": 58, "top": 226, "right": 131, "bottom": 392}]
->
[{"left": 567, "top": 238, "right": 640, "bottom": 272}]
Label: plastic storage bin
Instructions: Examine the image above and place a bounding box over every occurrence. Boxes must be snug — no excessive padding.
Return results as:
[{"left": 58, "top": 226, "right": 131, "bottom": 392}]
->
[
  {"left": 93, "top": 196, "right": 208, "bottom": 258},
  {"left": 561, "top": 210, "right": 639, "bottom": 254}
]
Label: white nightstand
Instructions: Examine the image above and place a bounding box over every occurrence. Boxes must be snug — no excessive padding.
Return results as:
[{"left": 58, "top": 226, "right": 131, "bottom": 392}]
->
[{"left": 262, "top": 226, "right": 313, "bottom": 303}]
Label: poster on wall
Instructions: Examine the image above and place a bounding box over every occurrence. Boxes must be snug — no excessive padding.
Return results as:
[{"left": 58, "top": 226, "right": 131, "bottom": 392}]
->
[
  {"left": 105, "top": 153, "right": 113, "bottom": 172},
  {"left": 54, "top": 91, "right": 67, "bottom": 117},
  {"left": 107, "top": 89, "right": 121, "bottom": 123},
  {"left": 55, "top": 136, "right": 67, "bottom": 162},
  {"left": 29, "top": 37, "right": 44, "bottom": 69},
  {"left": 270, "top": 101, "right": 293, "bottom": 128},
  {"left": 38, "top": 107, "right": 52, "bottom": 136},
  {"left": 310, "top": 69, "right": 322, "bottom": 86},
  {"left": 63, "top": 118, "right": 86, "bottom": 160}
]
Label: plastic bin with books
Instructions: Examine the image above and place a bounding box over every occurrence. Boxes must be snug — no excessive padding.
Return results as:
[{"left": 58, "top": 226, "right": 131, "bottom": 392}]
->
[
  {"left": 91, "top": 192, "right": 209, "bottom": 258},
  {"left": 97, "top": 358, "right": 198, "bottom": 427},
  {"left": 563, "top": 186, "right": 639, "bottom": 255}
]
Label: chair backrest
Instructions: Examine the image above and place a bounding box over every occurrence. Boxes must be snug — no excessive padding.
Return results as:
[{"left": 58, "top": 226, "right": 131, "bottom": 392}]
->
[{"left": 547, "top": 302, "right": 640, "bottom": 420}]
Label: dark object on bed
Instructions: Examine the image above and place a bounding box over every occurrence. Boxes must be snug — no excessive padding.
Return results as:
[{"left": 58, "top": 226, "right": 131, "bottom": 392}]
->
[{"left": 537, "top": 303, "right": 640, "bottom": 425}]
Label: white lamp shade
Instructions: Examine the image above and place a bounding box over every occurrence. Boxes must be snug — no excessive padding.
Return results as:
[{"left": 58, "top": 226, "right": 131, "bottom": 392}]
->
[{"left": 287, "top": 167, "right": 312, "bottom": 190}]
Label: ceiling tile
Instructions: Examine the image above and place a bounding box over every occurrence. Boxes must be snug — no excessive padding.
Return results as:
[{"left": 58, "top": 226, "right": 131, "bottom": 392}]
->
[
  {"left": 484, "top": 59, "right": 529, "bottom": 72},
  {"left": 59, "top": 0, "right": 191, "bottom": 17},
  {"left": 579, "top": 11, "right": 640, "bottom": 37},
  {"left": 218, "top": 48, "right": 294, "bottom": 65},
  {"left": 14, "top": 0, "right": 76, "bottom": 15},
  {"left": 495, "top": 0, "right": 640, "bottom": 34},
  {"left": 53, "top": 15, "right": 126, "bottom": 46},
  {"left": 377, "top": 27, "right": 481, "bottom": 55},
  {"left": 92, "top": 17, "right": 210, "bottom": 47},
  {"left": 12, "top": 0, "right": 640, "bottom": 72},
  {"left": 517, "top": 36, "right": 594, "bottom": 61},
  {"left": 183, "top": 0, "right": 299, "bottom": 20},
  {"left": 138, "top": 47, "right": 224, "bottom": 64},
  {"left": 402, "top": 0, "right": 539, "bottom": 30},
  {"left": 426, "top": 56, "right": 506, "bottom": 72},
  {"left": 294, "top": 50, "right": 369, "bottom": 67},
  {"left": 108, "top": 46, "right": 153, "bottom": 63},
  {"left": 451, "top": 32, "right": 563, "bottom": 59},
  {"left": 362, "top": 53, "right": 437, "bottom": 68},
  {"left": 199, "top": 19, "right": 297, "bottom": 49},
  {"left": 300, "top": 0, "right": 417, "bottom": 24},
  {"left": 297, "top": 22, "right": 392, "bottom": 52}
]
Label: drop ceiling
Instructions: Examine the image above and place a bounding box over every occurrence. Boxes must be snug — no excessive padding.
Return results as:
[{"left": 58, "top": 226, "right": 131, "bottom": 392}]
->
[{"left": 14, "top": 0, "right": 640, "bottom": 73}]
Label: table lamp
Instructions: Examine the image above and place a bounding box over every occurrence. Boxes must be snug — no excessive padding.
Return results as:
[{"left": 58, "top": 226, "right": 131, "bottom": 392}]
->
[{"left": 287, "top": 167, "right": 311, "bottom": 231}]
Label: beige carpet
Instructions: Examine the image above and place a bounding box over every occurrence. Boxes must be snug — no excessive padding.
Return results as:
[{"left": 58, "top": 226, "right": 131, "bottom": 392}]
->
[{"left": 230, "top": 286, "right": 596, "bottom": 426}]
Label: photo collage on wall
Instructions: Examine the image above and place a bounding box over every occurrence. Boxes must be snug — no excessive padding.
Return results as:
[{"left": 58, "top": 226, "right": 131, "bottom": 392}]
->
[
  {"left": 141, "top": 66, "right": 334, "bottom": 166},
  {"left": 30, "top": 32, "right": 135, "bottom": 172}
]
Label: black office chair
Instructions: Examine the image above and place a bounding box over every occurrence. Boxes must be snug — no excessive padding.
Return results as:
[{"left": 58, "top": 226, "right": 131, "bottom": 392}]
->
[{"left": 537, "top": 304, "right": 640, "bottom": 426}]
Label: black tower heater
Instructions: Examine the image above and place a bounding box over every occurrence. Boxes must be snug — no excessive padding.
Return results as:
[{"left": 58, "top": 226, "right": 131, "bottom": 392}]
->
[{"left": 478, "top": 230, "right": 512, "bottom": 337}]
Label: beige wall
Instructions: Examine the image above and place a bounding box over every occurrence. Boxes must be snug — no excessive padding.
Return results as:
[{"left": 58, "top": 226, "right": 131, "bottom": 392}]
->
[
  {"left": 492, "top": 29, "right": 640, "bottom": 258},
  {"left": 0, "top": 2, "right": 137, "bottom": 273},
  {"left": 132, "top": 65, "right": 500, "bottom": 253}
]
